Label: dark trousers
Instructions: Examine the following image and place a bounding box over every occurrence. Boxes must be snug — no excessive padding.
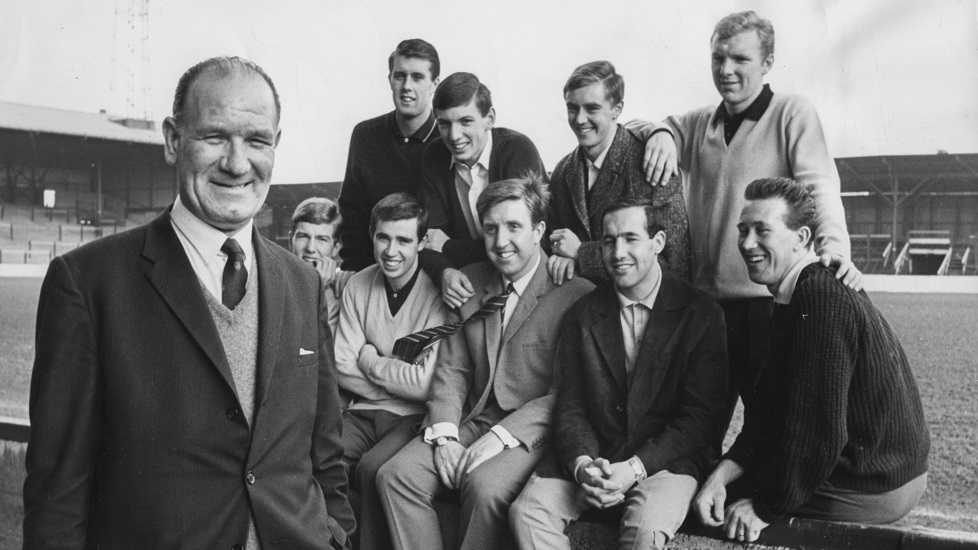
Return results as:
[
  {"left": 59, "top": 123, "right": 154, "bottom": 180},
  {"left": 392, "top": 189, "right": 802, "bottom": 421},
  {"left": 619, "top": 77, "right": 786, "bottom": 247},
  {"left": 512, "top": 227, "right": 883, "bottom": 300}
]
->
[{"left": 717, "top": 297, "right": 774, "bottom": 454}]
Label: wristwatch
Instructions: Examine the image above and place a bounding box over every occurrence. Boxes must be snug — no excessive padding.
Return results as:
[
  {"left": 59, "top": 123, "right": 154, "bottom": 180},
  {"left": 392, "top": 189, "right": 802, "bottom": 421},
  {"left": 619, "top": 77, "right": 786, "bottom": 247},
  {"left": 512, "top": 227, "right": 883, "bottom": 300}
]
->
[{"left": 434, "top": 436, "right": 455, "bottom": 447}]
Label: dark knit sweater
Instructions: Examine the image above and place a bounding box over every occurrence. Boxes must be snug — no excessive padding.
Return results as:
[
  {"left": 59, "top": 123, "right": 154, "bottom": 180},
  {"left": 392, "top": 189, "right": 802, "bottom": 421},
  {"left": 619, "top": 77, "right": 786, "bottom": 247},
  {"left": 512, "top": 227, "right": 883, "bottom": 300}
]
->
[
  {"left": 725, "top": 263, "right": 929, "bottom": 523},
  {"left": 338, "top": 111, "right": 439, "bottom": 271}
]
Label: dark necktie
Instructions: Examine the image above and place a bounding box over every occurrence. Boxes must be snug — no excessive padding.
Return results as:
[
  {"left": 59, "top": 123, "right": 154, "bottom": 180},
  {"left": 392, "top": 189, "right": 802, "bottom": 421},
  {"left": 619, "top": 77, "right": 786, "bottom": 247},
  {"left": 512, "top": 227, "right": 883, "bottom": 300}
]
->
[
  {"left": 392, "top": 283, "right": 515, "bottom": 362},
  {"left": 221, "top": 238, "right": 248, "bottom": 310}
]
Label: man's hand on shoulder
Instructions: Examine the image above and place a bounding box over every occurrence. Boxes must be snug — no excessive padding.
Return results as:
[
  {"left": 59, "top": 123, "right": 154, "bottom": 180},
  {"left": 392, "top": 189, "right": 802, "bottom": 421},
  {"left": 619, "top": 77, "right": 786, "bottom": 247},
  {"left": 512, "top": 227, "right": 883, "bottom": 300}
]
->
[
  {"left": 550, "top": 229, "right": 581, "bottom": 260},
  {"left": 441, "top": 268, "right": 475, "bottom": 309},
  {"left": 643, "top": 130, "right": 679, "bottom": 186},
  {"left": 819, "top": 253, "right": 864, "bottom": 291},
  {"left": 547, "top": 255, "right": 576, "bottom": 286}
]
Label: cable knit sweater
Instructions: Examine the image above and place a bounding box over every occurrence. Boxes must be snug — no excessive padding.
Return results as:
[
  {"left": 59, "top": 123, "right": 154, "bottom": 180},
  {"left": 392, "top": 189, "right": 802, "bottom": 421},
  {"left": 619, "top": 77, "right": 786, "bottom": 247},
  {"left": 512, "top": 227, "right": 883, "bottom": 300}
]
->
[{"left": 725, "top": 263, "right": 930, "bottom": 523}]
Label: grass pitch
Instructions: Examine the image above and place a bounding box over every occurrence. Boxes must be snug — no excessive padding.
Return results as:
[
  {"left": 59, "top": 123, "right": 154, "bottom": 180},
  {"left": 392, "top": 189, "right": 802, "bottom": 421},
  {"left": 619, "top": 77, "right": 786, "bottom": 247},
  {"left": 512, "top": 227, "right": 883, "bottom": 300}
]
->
[{"left": 0, "top": 278, "right": 975, "bottom": 532}]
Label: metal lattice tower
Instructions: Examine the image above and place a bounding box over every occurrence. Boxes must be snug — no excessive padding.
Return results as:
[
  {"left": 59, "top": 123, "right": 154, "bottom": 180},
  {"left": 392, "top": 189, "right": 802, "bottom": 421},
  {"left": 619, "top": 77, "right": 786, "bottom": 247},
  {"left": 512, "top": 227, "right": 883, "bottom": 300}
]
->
[{"left": 109, "top": 0, "right": 152, "bottom": 122}]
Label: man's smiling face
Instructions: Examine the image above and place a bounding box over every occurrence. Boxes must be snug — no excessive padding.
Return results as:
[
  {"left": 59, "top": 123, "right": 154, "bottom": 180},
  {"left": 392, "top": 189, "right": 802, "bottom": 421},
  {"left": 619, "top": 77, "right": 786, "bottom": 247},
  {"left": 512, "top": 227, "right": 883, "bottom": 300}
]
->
[{"left": 164, "top": 67, "right": 281, "bottom": 234}]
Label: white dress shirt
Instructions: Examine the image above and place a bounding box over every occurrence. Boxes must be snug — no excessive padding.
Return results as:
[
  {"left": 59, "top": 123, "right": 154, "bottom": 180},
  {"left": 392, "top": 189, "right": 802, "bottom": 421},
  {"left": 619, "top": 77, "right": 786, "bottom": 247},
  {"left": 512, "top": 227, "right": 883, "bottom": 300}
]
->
[
  {"left": 614, "top": 261, "right": 662, "bottom": 380},
  {"left": 169, "top": 196, "right": 255, "bottom": 301},
  {"left": 453, "top": 131, "right": 493, "bottom": 239},
  {"left": 584, "top": 127, "right": 615, "bottom": 191}
]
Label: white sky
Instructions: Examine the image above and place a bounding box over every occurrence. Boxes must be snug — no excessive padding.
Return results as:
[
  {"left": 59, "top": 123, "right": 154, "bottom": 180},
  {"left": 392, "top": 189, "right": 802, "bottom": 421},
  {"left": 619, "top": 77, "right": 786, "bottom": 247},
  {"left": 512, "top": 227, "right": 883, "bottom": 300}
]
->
[{"left": 1, "top": 0, "right": 977, "bottom": 184}]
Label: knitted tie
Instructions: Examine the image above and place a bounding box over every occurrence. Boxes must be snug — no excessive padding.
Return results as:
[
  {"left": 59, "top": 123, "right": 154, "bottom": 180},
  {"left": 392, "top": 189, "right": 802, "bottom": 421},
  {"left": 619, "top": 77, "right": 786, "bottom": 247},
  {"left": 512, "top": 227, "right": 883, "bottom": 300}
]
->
[
  {"left": 392, "top": 283, "right": 514, "bottom": 362},
  {"left": 221, "top": 238, "right": 248, "bottom": 310}
]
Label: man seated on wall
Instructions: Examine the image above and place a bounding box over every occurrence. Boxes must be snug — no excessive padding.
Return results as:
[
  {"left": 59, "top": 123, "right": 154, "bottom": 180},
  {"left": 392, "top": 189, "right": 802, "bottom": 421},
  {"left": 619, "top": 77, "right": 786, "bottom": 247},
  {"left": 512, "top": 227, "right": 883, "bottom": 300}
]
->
[
  {"left": 695, "top": 177, "right": 930, "bottom": 544},
  {"left": 547, "top": 61, "right": 690, "bottom": 285},
  {"left": 418, "top": 71, "right": 548, "bottom": 309},
  {"left": 290, "top": 197, "right": 344, "bottom": 336},
  {"left": 333, "top": 192, "right": 450, "bottom": 550},
  {"left": 510, "top": 196, "right": 728, "bottom": 550},
  {"left": 377, "top": 174, "right": 594, "bottom": 550}
]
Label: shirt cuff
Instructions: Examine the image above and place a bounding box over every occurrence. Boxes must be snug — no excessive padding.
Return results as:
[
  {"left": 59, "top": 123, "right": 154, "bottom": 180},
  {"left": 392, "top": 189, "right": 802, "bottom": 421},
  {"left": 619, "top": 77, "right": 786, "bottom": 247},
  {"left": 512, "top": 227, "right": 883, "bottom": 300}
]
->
[
  {"left": 489, "top": 425, "right": 521, "bottom": 449},
  {"left": 423, "top": 422, "right": 459, "bottom": 444},
  {"left": 628, "top": 456, "right": 648, "bottom": 482},
  {"left": 571, "top": 455, "right": 593, "bottom": 483}
]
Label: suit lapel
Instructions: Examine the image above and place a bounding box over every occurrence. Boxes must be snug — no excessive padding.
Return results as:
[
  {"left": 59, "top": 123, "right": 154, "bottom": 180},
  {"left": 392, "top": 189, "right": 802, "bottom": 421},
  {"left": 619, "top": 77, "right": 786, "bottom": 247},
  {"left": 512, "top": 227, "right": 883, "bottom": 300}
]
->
[
  {"left": 481, "top": 275, "right": 504, "bottom": 373},
  {"left": 499, "top": 255, "right": 548, "bottom": 347},
  {"left": 142, "top": 212, "right": 237, "bottom": 395},
  {"left": 587, "top": 125, "right": 627, "bottom": 232},
  {"left": 628, "top": 273, "right": 686, "bottom": 420},
  {"left": 567, "top": 150, "right": 591, "bottom": 237},
  {"left": 589, "top": 285, "right": 628, "bottom": 394},
  {"left": 254, "top": 232, "right": 285, "bottom": 411}
]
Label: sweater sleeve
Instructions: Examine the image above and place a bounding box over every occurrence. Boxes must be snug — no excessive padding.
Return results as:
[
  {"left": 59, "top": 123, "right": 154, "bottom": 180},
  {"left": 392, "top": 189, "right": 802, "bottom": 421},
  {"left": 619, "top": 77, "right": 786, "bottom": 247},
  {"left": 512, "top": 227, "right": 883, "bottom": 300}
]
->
[
  {"left": 784, "top": 98, "right": 851, "bottom": 260},
  {"left": 753, "top": 275, "right": 859, "bottom": 523},
  {"left": 332, "top": 277, "right": 390, "bottom": 401}
]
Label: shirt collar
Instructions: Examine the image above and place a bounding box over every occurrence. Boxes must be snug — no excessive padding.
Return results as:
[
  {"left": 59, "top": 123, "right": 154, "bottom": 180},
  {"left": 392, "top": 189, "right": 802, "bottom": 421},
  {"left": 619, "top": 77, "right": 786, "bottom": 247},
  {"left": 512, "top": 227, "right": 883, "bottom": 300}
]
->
[
  {"left": 772, "top": 250, "right": 819, "bottom": 305},
  {"left": 502, "top": 252, "right": 541, "bottom": 297},
  {"left": 451, "top": 130, "right": 493, "bottom": 172},
  {"left": 714, "top": 84, "right": 774, "bottom": 125},
  {"left": 615, "top": 261, "right": 662, "bottom": 311},
  {"left": 390, "top": 110, "right": 438, "bottom": 142},
  {"left": 170, "top": 195, "right": 255, "bottom": 266}
]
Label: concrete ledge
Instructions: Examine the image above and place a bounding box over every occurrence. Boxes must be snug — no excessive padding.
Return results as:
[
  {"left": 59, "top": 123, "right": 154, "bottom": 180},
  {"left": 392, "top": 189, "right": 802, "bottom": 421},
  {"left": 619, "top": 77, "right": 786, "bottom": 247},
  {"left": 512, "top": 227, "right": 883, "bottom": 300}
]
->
[
  {"left": 865, "top": 275, "right": 978, "bottom": 293},
  {"left": 0, "top": 264, "right": 47, "bottom": 277}
]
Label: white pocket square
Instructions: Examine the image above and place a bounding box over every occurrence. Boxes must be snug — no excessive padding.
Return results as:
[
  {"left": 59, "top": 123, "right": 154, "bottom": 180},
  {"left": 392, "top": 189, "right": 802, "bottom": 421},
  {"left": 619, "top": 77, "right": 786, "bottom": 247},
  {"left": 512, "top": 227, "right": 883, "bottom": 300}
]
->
[{"left": 299, "top": 348, "right": 315, "bottom": 356}]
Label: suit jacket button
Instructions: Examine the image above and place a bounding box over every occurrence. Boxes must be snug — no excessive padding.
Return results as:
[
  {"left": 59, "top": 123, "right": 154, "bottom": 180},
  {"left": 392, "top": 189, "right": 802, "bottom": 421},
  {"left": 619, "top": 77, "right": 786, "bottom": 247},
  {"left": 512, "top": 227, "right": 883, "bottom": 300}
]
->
[
  {"left": 616, "top": 403, "right": 625, "bottom": 413},
  {"left": 226, "top": 407, "right": 240, "bottom": 420},
  {"left": 246, "top": 471, "right": 256, "bottom": 484}
]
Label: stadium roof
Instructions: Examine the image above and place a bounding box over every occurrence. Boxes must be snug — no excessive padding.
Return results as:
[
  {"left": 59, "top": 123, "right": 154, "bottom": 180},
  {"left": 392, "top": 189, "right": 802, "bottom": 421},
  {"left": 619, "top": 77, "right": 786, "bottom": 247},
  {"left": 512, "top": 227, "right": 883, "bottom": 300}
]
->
[
  {"left": 0, "top": 101, "right": 162, "bottom": 145},
  {"left": 837, "top": 153, "right": 978, "bottom": 196}
]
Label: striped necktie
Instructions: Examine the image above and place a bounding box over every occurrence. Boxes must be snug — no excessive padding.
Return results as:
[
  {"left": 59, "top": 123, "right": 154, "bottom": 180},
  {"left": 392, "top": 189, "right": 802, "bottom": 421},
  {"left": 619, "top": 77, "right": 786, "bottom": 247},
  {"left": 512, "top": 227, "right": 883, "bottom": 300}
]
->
[
  {"left": 221, "top": 238, "right": 248, "bottom": 310},
  {"left": 392, "top": 283, "right": 515, "bottom": 362}
]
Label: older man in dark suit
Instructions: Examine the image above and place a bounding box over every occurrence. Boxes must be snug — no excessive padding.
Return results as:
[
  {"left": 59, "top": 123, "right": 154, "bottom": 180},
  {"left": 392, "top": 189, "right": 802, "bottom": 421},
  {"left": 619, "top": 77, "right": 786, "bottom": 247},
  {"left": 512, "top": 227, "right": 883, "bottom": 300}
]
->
[
  {"left": 23, "top": 57, "right": 354, "bottom": 549},
  {"left": 510, "top": 197, "right": 728, "bottom": 550},
  {"left": 547, "top": 61, "right": 690, "bottom": 285},
  {"left": 377, "top": 174, "right": 594, "bottom": 550}
]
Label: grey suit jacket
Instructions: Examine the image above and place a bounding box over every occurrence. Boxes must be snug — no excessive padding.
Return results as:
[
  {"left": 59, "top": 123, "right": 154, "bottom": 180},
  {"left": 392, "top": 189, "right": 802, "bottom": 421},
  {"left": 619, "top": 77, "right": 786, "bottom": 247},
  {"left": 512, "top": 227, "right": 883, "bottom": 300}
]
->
[{"left": 426, "top": 253, "right": 594, "bottom": 450}]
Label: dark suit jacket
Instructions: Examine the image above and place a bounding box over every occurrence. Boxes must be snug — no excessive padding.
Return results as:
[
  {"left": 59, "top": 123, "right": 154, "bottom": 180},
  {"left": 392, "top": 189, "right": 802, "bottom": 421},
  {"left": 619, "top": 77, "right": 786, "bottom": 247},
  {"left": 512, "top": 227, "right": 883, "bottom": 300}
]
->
[
  {"left": 548, "top": 124, "right": 691, "bottom": 282},
  {"left": 24, "top": 211, "right": 355, "bottom": 549},
  {"left": 418, "top": 127, "right": 547, "bottom": 277},
  {"left": 426, "top": 254, "right": 593, "bottom": 449},
  {"left": 543, "top": 272, "right": 727, "bottom": 482}
]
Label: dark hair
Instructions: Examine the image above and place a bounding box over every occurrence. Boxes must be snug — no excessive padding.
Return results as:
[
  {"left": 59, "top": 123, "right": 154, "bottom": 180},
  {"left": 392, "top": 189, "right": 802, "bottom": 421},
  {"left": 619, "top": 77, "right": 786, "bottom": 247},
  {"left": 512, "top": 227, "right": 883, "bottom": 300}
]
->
[
  {"left": 172, "top": 56, "right": 281, "bottom": 125},
  {"left": 291, "top": 197, "right": 341, "bottom": 235},
  {"left": 369, "top": 192, "right": 428, "bottom": 241},
  {"left": 388, "top": 38, "right": 440, "bottom": 80},
  {"left": 712, "top": 11, "right": 775, "bottom": 59},
  {"left": 433, "top": 72, "right": 492, "bottom": 117},
  {"left": 744, "top": 177, "right": 816, "bottom": 245},
  {"left": 563, "top": 60, "right": 625, "bottom": 106},
  {"left": 475, "top": 171, "right": 550, "bottom": 226},
  {"left": 601, "top": 196, "right": 666, "bottom": 238}
]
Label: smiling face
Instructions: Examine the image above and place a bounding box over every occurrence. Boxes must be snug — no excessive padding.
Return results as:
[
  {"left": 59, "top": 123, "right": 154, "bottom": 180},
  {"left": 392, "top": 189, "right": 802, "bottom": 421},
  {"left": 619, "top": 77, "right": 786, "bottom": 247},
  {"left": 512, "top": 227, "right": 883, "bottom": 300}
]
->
[
  {"left": 435, "top": 98, "right": 494, "bottom": 167},
  {"left": 711, "top": 29, "right": 773, "bottom": 115},
  {"left": 163, "top": 68, "right": 281, "bottom": 234},
  {"left": 565, "top": 81, "right": 622, "bottom": 161},
  {"left": 290, "top": 221, "right": 339, "bottom": 263},
  {"left": 737, "top": 197, "right": 811, "bottom": 287},
  {"left": 389, "top": 55, "right": 438, "bottom": 121},
  {"left": 482, "top": 199, "right": 544, "bottom": 282},
  {"left": 372, "top": 217, "right": 424, "bottom": 289},
  {"left": 602, "top": 207, "right": 665, "bottom": 301}
]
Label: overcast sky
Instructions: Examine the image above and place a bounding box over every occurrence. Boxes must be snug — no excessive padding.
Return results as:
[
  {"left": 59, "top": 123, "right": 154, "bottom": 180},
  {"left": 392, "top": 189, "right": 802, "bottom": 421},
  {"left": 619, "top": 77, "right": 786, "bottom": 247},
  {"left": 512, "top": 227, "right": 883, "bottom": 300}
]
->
[{"left": 1, "top": 0, "right": 976, "bottom": 184}]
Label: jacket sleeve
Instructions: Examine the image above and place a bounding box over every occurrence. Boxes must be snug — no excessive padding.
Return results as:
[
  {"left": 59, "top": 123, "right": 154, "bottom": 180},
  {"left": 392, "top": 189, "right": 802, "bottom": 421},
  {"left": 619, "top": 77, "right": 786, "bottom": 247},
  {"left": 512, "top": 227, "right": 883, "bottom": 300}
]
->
[
  {"left": 424, "top": 309, "right": 469, "bottom": 426},
  {"left": 23, "top": 256, "right": 101, "bottom": 549},
  {"left": 632, "top": 299, "right": 728, "bottom": 477},
  {"left": 312, "top": 280, "right": 356, "bottom": 540},
  {"left": 624, "top": 112, "right": 697, "bottom": 174},
  {"left": 552, "top": 303, "right": 601, "bottom": 473},
  {"left": 784, "top": 98, "right": 851, "bottom": 260}
]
